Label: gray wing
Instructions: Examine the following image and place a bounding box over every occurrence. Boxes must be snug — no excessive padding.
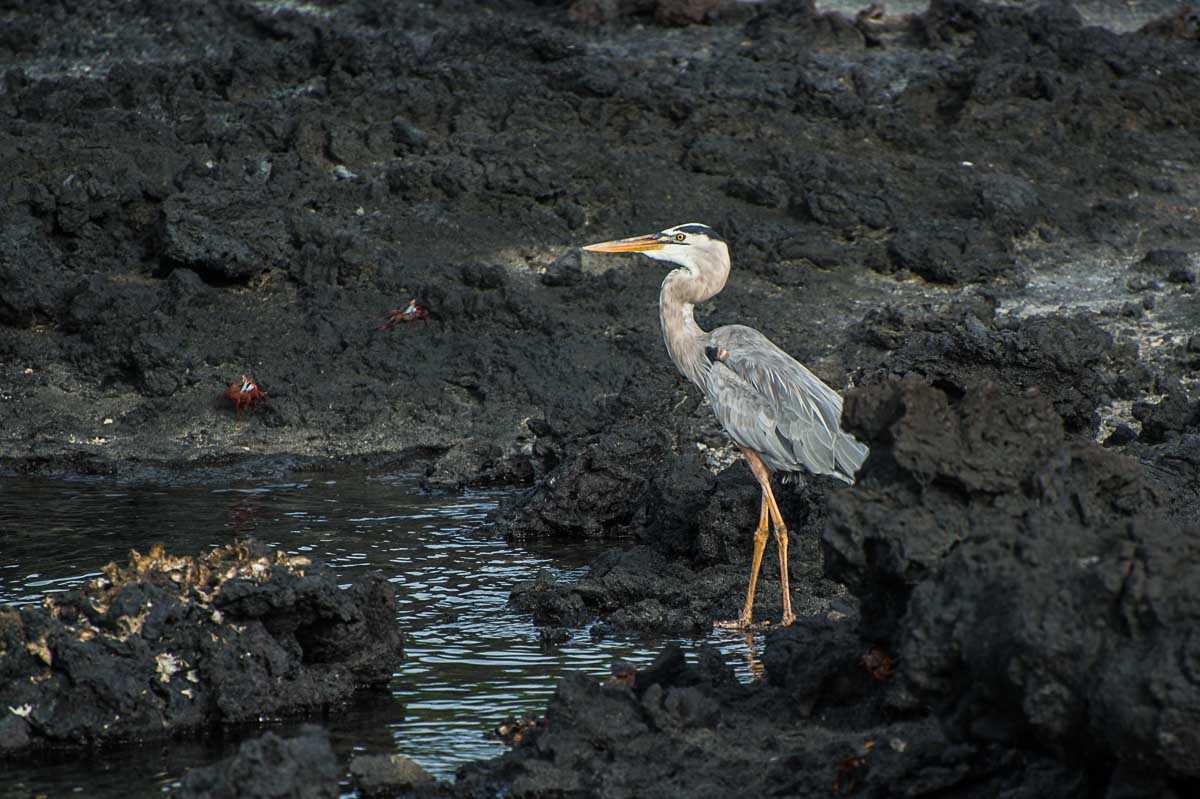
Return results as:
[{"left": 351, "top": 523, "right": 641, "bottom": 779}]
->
[{"left": 704, "top": 325, "right": 868, "bottom": 483}]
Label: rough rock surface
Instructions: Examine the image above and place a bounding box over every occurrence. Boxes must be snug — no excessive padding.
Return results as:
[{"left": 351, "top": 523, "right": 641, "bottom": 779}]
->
[
  {"left": 3, "top": 0, "right": 1200, "bottom": 797},
  {"left": 823, "top": 377, "right": 1156, "bottom": 632},
  {"left": 0, "top": 542, "right": 402, "bottom": 754},
  {"left": 445, "top": 642, "right": 1089, "bottom": 799},
  {"left": 2, "top": 0, "right": 1197, "bottom": 489},
  {"left": 464, "top": 372, "right": 1200, "bottom": 798},
  {"left": 175, "top": 725, "right": 339, "bottom": 799},
  {"left": 349, "top": 752, "right": 437, "bottom": 797},
  {"left": 505, "top": 440, "right": 849, "bottom": 634}
]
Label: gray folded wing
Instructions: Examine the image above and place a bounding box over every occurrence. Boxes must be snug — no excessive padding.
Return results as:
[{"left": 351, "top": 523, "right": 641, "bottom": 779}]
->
[{"left": 704, "top": 325, "right": 868, "bottom": 483}]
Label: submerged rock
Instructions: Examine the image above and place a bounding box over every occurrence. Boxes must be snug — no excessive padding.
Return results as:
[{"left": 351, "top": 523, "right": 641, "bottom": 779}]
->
[
  {"left": 350, "top": 752, "right": 436, "bottom": 797},
  {"left": 176, "top": 725, "right": 339, "bottom": 799},
  {"left": 0, "top": 541, "right": 402, "bottom": 755}
]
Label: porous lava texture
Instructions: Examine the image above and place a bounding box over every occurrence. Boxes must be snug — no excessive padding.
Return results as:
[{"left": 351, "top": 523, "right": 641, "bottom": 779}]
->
[
  {"left": 175, "top": 725, "right": 340, "bottom": 799},
  {"left": 0, "top": 542, "right": 402, "bottom": 754},
  {"left": 3, "top": 0, "right": 1200, "bottom": 796}
]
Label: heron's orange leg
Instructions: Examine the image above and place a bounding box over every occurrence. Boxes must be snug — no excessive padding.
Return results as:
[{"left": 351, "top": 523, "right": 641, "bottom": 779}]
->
[
  {"left": 716, "top": 448, "right": 795, "bottom": 630},
  {"left": 762, "top": 480, "right": 796, "bottom": 627},
  {"left": 715, "top": 492, "right": 770, "bottom": 629}
]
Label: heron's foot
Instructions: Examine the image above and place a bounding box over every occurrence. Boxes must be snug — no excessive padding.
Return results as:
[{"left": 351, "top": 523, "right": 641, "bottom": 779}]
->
[
  {"left": 780, "top": 610, "right": 797, "bottom": 627},
  {"left": 714, "top": 617, "right": 771, "bottom": 631},
  {"left": 714, "top": 617, "right": 749, "bottom": 630}
]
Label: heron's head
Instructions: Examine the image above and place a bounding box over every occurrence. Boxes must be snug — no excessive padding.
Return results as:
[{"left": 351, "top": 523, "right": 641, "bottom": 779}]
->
[{"left": 582, "top": 223, "right": 728, "bottom": 273}]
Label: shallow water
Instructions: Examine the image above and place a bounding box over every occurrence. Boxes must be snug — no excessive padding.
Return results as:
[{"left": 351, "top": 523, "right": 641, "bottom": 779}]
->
[{"left": 0, "top": 472, "right": 761, "bottom": 797}]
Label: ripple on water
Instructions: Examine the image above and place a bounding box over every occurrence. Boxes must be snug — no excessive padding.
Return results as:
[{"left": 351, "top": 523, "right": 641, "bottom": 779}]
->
[{"left": 0, "top": 473, "right": 764, "bottom": 796}]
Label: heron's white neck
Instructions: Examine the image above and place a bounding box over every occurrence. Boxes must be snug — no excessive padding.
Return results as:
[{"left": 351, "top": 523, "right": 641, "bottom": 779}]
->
[{"left": 658, "top": 246, "right": 730, "bottom": 388}]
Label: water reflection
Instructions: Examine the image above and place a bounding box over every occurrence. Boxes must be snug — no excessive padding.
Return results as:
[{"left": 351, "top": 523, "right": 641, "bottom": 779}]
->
[{"left": 0, "top": 473, "right": 763, "bottom": 796}]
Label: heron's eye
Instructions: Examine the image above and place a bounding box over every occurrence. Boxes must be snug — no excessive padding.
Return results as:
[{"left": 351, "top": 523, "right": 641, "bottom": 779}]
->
[{"left": 674, "top": 233, "right": 686, "bottom": 242}]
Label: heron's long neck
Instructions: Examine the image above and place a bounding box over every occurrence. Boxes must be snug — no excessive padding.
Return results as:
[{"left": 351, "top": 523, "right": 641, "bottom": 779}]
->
[{"left": 659, "top": 251, "right": 729, "bottom": 388}]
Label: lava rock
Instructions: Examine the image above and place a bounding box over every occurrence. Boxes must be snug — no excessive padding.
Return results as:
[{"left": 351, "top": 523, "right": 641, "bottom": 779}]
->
[
  {"left": 1136, "top": 249, "right": 1193, "bottom": 274},
  {"left": 502, "top": 421, "right": 844, "bottom": 633},
  {"left": 349, "top": 753, "right": 436, "bottom": 797},
  {"left": 1133, "top": 381, "right": 1200, "bottom": 444},
  {"left": 898, "top": 513, "right": 1200, "bottom": 786},
  {"left": 824, "top": 378, "right": 1153, "bottom": 636},
  {"left": 443, "top": 643, "right": 1088, "bottom": 799},
  {"left": 176, "top": 725, "right": 339, "bottom": 799},
  {"left": 853, "top": 303, "right": 1145, "bottom": 434},
  {"left": 886, "top": 219, "right": 1010, "bottom": 284},
  {"left": 0, "top": 542, "right": 403, "bottom": 755},
  {"left": 823, "top": 374, "right": 1200, "bottom": 790}
]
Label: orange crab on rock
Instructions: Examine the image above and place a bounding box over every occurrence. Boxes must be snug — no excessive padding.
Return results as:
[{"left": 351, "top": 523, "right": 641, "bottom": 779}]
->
[
  {"left": 224, "top": 374, "right": 267, "bottom": 419},
  {"left": 377, "top": 298, "right": 429, "bottom": 331}
]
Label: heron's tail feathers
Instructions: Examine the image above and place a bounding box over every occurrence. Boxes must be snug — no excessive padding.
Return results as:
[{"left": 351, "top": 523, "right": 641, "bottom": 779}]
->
[{"left": 833, "top": 433, "right": 870, "bottom": 484}]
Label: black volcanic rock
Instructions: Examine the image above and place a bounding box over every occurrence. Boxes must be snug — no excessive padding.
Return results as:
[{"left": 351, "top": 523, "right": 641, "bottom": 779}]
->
[
  {"left": 0, "top": 542, "right": 402, "bottom": 755},
  {"left": 2, "top": 0, "right": 1198, "bottom": 482},
  {"left": 853, "top": 304, "right": 1145, "bottom": 434},
  {"left": 176, "top": 726, "right": 339, "bottom": 799},
  {"left": 823, "top": 375, "right": 1200, "bottom": 791},
  {"left": 824, "top": 377, "right": 1153, "bottom": 635},
  {"left": 502, "top": 422, "right": 845, "bottom": 633},
  {"left": 443, "top": 642, "right": 1089, "bottom": 799},
  {"left": 2, "top": 0, "right": 1200, "bottom": 796},
  {"left": 897, "top": 512, "right": 1200, "bottom": 788}
]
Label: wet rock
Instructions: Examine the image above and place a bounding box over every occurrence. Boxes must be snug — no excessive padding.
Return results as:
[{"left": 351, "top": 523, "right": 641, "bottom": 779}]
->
[
  {"left": 176, "top": 726, "right": 338, "bottom": 799},
  {"left": 0, "top": 542, "right": 403, "bottom": 755},
  {"left": 445, "top": 643, "right": 1088, "bottom": 799},
  {"left": 503, "top": 421, "right": 844, "bottom": 633},
  {"left": 349, "top": 753, "right": 436, "bottom": 797},
  {"left": 495, "top": 421, "right": 712, "bottom": 541}
]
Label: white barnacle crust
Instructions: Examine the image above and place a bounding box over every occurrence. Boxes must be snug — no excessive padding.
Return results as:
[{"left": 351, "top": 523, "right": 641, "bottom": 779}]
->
[
  {"left": 9, "top": 704, "right": 32, "bottom": 718},
  {"left": 155, "top": 652, "right": 182, "bottom": 683}
]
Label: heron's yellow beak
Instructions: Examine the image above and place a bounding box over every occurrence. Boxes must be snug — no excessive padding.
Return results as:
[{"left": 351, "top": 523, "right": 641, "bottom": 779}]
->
[{"left": 581, "top": 233, "right": 663, "bottom": 253}]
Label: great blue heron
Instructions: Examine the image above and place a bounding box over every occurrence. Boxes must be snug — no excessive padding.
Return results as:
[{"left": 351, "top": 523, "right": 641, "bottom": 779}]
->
[{"left": 582, "top": 223, "right": 869, "bottom": 628}]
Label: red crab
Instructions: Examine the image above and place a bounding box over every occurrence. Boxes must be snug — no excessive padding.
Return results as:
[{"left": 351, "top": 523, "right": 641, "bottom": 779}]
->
[
  {"left": 225, "top": 374, "right": 267, "bottom": 419},
  {"left": 377, "top": 298, "right": 429, "bottom": 331},
  {"left": 860, "top": 646, "right": 895, "bottom": 683},
  {"left": 832, "top": 739, "right": 875, "bottom": 794}
]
